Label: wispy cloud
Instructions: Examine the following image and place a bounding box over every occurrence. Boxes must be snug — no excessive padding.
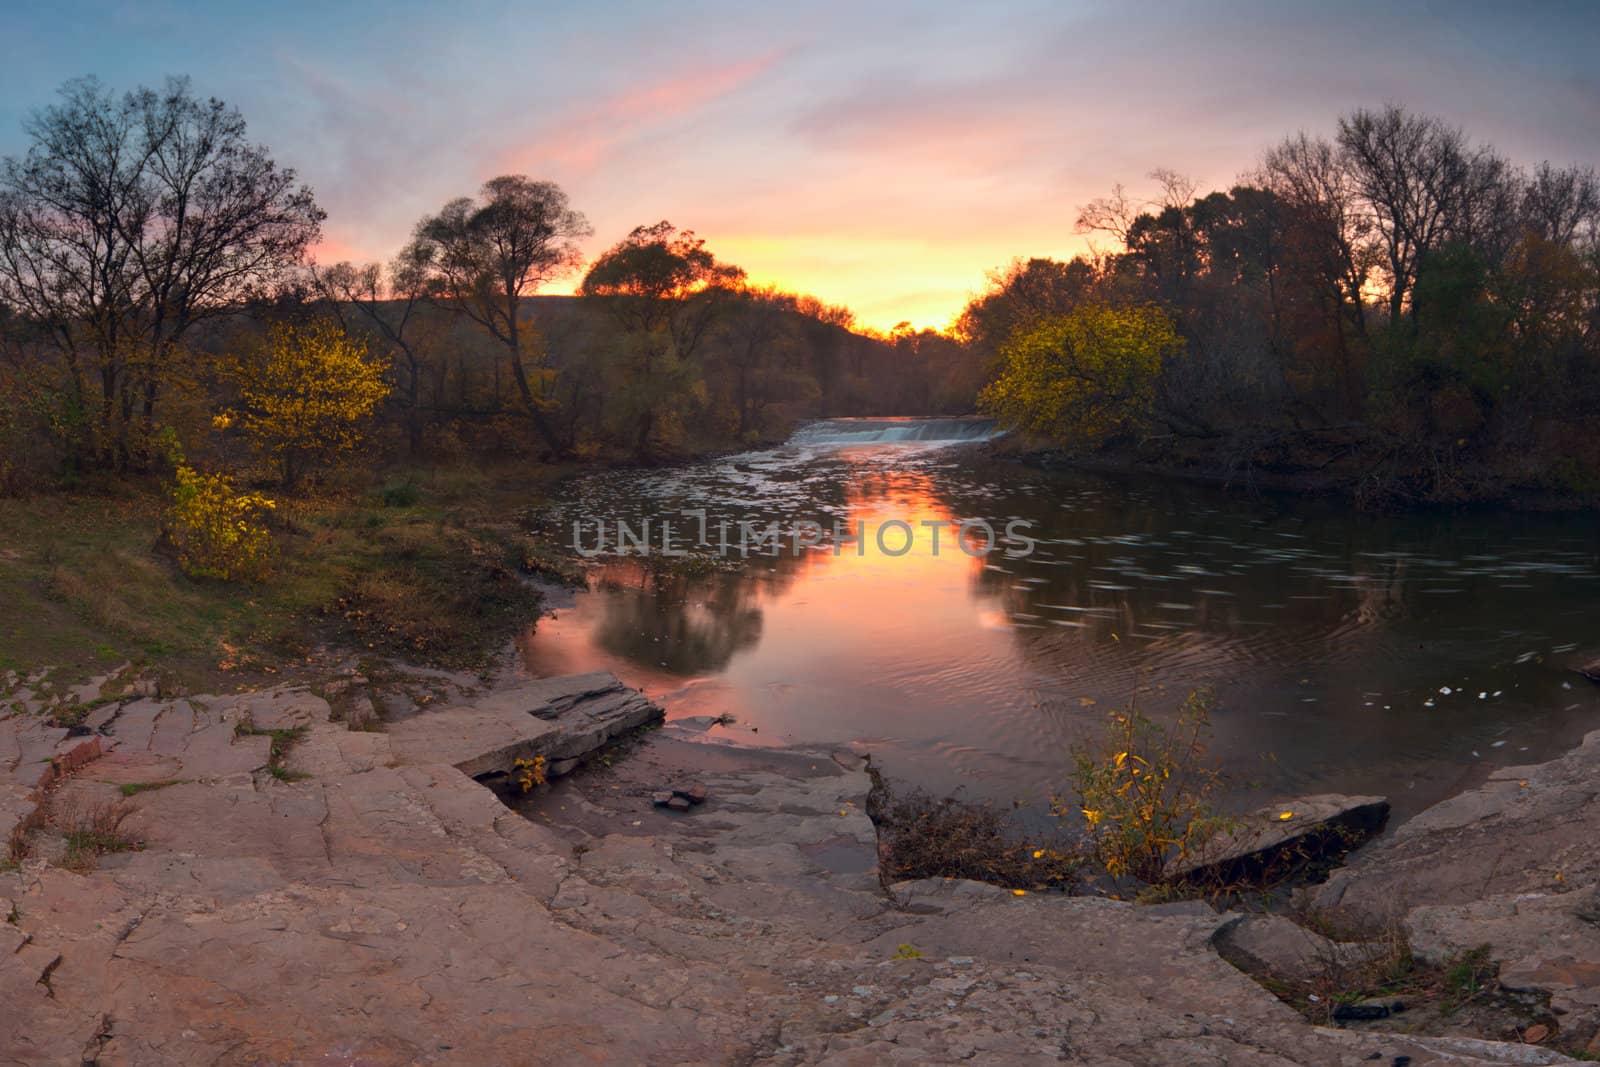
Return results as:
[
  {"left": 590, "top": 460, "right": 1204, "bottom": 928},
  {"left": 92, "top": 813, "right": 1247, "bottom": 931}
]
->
[{"left": 502, "top": 50, "right": 785, "bottom": 176}]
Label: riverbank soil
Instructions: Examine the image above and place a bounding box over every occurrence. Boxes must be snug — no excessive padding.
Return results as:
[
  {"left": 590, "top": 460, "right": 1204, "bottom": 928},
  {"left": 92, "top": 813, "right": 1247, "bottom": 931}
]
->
[
  {"left": 0, "top": 461, "right": 583, "bottom": 693},
  {"left": 985, "top": 431, "right": 1600, "bottom": 511}
]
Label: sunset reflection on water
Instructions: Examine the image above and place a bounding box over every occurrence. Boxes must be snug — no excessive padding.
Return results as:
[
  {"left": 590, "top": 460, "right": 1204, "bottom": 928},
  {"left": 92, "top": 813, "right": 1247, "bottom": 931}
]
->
[{"left": 518, "top": 441, "right": 1600, "bottom": 820}]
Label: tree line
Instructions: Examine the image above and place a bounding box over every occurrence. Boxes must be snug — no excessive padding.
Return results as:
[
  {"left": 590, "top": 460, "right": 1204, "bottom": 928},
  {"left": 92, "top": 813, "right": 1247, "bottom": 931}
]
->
[
  {"left": 0, "top": 76, "right": 980, "bottom": 494},
  {"left": 968, "top": 107, "right": 1600, "bottom": 505},
  {"left": 4, "top": 79, "right": 1595, "bottom": 508}
]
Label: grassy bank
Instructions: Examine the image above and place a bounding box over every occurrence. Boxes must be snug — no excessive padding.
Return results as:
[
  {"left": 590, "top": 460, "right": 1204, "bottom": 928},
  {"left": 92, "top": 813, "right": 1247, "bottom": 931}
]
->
[{"left": 0, "top": 462, "right": 580, "bottom": 691}]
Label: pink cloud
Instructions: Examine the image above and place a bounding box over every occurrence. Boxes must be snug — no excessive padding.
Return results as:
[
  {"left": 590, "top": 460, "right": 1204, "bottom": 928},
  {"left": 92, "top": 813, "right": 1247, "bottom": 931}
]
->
[{"left": 501, "top": 51, "right": 784, "bottom": 176}]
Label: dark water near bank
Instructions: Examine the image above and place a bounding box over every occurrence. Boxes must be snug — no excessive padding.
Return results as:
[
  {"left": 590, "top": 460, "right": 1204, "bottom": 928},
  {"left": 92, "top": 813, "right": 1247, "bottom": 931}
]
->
[{"left": 518, "top": 417, "right": 1600, "bottom": 821}]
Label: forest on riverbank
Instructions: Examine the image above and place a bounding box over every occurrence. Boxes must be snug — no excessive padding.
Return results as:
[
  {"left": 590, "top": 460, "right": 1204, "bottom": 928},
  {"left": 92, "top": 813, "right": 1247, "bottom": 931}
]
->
[
  {"left": 2, "top": 76, "right": 1598, "bottom": 682},
  {"left": 965, "top": 108, "right": 1600, "bottom": 508}
]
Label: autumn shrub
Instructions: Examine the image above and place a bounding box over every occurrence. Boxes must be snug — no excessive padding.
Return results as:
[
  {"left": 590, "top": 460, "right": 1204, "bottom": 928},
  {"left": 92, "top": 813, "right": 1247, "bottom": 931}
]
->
[
  {"left": 58, "top": 799, "right": 140, "bottom": 872},
  {"left": 162, "top": 464, "right": 278, "bottom": 582},
  {"left": 1065, "top": 687, "right": 1226, "bottom": 883},
  {"left": 979, "top": 303, "right": 1184, "bottom": 449},
  {"left": 228, "top": 319, "right": 390, "bottom": 488},
  {"left": 513, "top": 756, "right": 547, "bottom": 792},
  {"left": 867, "top": 763, "right": 1083, "bottom": 891}
]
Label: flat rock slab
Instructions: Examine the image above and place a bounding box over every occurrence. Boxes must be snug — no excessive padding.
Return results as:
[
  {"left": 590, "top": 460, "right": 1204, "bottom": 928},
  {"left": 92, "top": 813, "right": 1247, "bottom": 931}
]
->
[
  {"left": 1215, "top": 912, "right": 1390, "bottom": 986},
  {"left": 386, "top": 670, "right": 662, "bottom": 778},
  {"left": 1317, "top": 729, "right": 1600, "bottom": 921},
  {"left": 1166, "top": 793, "right": 1390, "bottom": 885}
]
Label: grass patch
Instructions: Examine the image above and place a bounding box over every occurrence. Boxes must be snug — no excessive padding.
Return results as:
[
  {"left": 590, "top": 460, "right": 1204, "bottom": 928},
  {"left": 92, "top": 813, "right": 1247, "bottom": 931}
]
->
[
  {"left": 118, "top": 779, "right": 184, "bottom": 797},
  {"left": 1440, "top": 944, "right": 1497, "bottom": 1013},
  {"left": 59, "top": 800, "right": 139, "bottom": 872},
  {"left": 1226, "top": 916, "right": 1542, "bottom": 1040},
  {"left": 0, "top": 460, "right": 571, "bottom": 686}
]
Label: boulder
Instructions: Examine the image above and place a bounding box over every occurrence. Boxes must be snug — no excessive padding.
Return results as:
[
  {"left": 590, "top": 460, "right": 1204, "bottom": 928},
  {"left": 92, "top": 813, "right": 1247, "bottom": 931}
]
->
[
  {"left": 1214, "top": 913, "right": 1391, "bottom": 986},
  {"left": 1167, "top": 794, "right": 1390, "bottom": 886}
]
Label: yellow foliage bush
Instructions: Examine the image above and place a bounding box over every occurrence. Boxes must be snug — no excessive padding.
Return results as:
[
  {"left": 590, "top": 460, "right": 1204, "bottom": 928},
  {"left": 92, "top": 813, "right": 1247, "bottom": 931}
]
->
[
  {"left": 979, "top": 303, "right": 1183, "bottom": 448},
  {"left": 513, "top": 756, "right": 547, "bottom": 793},
  {"left": 229, "top": 319, "right": 390, "bottom": 488},
  {"left": 163, "top": 464, "right": 278, "bottom": 582},
  {"left": 1064, "top": 687, "right": 1224, "bottom": 883}
]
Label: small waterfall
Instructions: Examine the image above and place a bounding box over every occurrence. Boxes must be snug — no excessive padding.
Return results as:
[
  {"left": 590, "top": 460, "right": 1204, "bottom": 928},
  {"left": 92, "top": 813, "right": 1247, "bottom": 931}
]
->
[{"left": 786, "top": 416, "right": 1001, "bottom": 448}]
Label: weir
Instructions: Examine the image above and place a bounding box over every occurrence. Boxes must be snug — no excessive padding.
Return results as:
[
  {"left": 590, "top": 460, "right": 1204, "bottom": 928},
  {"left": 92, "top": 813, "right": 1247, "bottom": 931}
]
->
[{"left": 787, "top": 416, "right": 1001, "bottom": 447}]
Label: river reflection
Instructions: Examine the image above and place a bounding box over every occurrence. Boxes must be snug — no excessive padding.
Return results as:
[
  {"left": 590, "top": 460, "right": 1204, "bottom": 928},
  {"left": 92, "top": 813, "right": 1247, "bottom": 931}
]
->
[{"left": 518, "top": 428, "right": 1600, "bottom": 821}]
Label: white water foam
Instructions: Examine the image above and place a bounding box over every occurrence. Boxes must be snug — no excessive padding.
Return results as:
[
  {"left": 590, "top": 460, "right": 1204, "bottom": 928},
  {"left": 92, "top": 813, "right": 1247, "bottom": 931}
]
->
[{"left": 787, "top": 416, "right": 1001, "bottom": 447}]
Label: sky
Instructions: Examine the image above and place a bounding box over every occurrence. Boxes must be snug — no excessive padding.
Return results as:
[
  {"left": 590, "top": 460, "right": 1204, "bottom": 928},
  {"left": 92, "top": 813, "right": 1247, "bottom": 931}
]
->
[{"left": 1, "top": 1, "right": 1597, "bottom": 331}]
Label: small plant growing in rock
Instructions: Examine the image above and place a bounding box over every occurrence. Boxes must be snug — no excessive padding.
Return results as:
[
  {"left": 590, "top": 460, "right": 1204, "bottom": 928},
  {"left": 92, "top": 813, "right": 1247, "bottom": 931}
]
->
[
  {"left": 891, "top": 943, "right": 924, "bottom": 960},
  {"left": 514, "top": 756, "right": 547, "bottom": 793},
  {"left": 866, "top": 766, "right": 1083, "bottom": 891},
  {"left": 1065, "top": 687, "right": 1225, "bottom": 883},
  {"left": 59, "top": 800, "right": 140, "bottom": 871}
]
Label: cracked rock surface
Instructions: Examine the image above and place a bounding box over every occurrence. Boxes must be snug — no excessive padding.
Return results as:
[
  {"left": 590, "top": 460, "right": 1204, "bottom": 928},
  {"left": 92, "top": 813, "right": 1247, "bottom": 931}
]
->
[
  {"left": 1315, "top": 728, "right": 1600, "bottom": 1046},
  {"left": 1, "top": 677, "right": 1585, "bottom": 1065}
]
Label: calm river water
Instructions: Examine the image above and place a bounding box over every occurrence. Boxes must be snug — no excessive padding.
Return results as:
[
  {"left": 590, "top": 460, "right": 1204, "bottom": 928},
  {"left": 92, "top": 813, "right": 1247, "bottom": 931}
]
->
[{"left": 518, "top": 418, "right": 1600, "bottom": 821}]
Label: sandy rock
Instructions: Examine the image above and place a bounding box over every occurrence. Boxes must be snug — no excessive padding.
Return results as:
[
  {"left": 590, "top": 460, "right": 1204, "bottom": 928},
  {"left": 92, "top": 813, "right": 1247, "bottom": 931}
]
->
[{"left": 386, "top": 670, "right": 661, "bottom": 779}]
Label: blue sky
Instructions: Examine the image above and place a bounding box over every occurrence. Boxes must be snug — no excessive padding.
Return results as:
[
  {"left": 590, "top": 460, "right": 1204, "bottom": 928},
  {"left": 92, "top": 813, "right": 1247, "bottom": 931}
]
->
[{"left": 2, "top": 0, "right": 1596, "bottom": 328}]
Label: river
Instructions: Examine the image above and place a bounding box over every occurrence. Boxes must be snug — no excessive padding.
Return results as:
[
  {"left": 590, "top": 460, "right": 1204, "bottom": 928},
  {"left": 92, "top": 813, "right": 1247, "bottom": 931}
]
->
[{"left": 517, "top": 417, "right": 1600, "bottom": 822}]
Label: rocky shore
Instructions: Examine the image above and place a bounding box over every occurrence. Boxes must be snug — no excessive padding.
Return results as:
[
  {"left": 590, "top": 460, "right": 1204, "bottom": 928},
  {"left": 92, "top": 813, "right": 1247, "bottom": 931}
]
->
[{"left": 3, "top": 666, "right": 1597, "bottom": 1064}]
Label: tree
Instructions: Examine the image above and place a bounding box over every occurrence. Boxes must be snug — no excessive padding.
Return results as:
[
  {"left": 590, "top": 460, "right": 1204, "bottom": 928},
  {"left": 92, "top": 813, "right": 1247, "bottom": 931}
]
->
[
  {"left": 579, "top": 221, "right": 745, "bottom": 454},
  {"left": 0, "top": 76, "right": 323, "bottom": 465},
  {"left": 313, "top": 244, "right": 438, "bottom": 455},
  {"left": 229, "top": 319, "right": 389, "bottom": 488},
  {"left": 1336, "top": 106, "right": 1508, "bottom": 324},
  {"left": 979, "top": 304, "right": 1183, "bottom": 448},
  {"left": 409, "top": 176, "right": 590, "bottom": 455},
  {"left": 954, "top": 257, "right": 1099, "bottom": 358},
  {"left": 711, "top": 285, "right": 816, "bottom": 436},
  {"left": 1520, "top": 162, "right": 1600, "bottom": 246}
]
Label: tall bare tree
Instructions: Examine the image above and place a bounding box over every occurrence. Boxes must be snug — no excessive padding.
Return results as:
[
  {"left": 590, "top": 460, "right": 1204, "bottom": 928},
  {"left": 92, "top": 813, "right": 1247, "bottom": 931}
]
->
[
  {"left": 1336, "top": 106, "right": 1507, "bottom": 324},
  {"left": 0, "top": 76, "right": 322, "bottom": 464},
  {"left": 409, "top": 176, "right": 590, "bottom": 455}
]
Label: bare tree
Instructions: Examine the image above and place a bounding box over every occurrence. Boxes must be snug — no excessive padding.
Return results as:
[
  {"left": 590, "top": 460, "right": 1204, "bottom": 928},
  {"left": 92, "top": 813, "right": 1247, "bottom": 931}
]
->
[
  {"left": 1259, "top": 132, "right": 1374, "bottom": 334},
  {"left": 1149, "top": 168, "right": 1197, "bottom": 211},
  {"left": 1075, "top": 182, "right": 1140, "bottom": 246},
  {"left": 409, "top": 175, "right": 591, "bottom": 455},
  {"left": 1336, "top": 106, "right": 1503, "bottom": 323},
  {"left": 1521, "top": 162, "right": 1600, "bottom": 246},
  {"left": 0, "top": 76, "right": 322, "bottom": 463},
  {"left": 312, "top": 244, "right": 436, "bottom": 454}
]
